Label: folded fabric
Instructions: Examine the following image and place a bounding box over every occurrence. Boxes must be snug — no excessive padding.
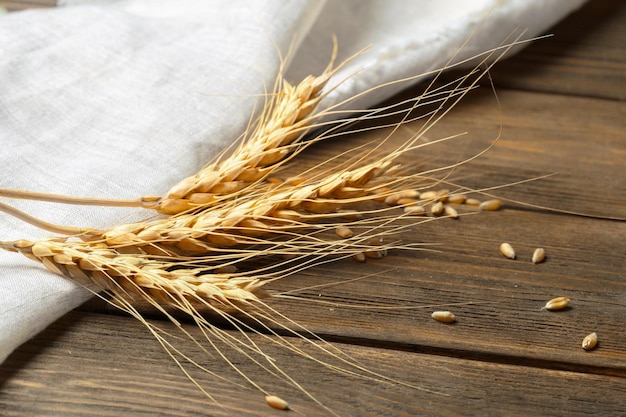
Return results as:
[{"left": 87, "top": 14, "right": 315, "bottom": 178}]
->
[{"left": 0, "top": 0, "right": 586, "bottom": 363}]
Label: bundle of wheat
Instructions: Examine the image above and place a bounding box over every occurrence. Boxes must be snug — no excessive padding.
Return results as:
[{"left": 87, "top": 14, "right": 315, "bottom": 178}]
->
[{"left": 0, "top": 38, "right": 526, "bottom": 415}]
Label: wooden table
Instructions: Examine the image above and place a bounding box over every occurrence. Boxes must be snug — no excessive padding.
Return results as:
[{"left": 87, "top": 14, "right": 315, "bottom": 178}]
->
[{"left": 1, "top": 1, "right": 625, "bottom": 416}]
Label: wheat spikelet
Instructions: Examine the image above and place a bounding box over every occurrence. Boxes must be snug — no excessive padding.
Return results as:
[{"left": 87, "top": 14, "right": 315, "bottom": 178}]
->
[{"left": 1, "top": 238, "right": 267, "bottom": 310}]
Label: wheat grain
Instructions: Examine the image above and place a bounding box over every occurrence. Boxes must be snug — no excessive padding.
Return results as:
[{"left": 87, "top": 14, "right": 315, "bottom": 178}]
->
[
  {"left": 419, "top": 190, "right": 439, "bottom": 201},
  {"left": 431, "top": 311, "right": 456, "bottom": 323},
  {"left": 542, "top": 296, "right": 570, "bottom": 311},
  {"left": 404, "top": 205, "right": 426, "bottom": 216},
  {"left": 447, "top": 193, "right": 466, "bottom": 204},
  {"left": 444, "top": 206, "right": 458, "bottom": 219},
  {"left": 265, "top": 395, "right": 290, "bottom": 410},
  {"left": 532, "top": 248, "right": 546, "bottom": 264},
  {"left": 479, "top": 199, "right": 502, "bottom": 211},
  {"left": 499, "top": 243, "right": 516, "bottom": 260},
  {"left": 581, "top": 332, "right": 598, "bottom": 351},
  {"left": 431, "top": 201, "right": 444, "bottom": 216},
  {"left": 335, "top": 226, "right": 354, "bottom": 239},
  {"left": 352, "top": 252, "right": 366, "bottom": 263}
]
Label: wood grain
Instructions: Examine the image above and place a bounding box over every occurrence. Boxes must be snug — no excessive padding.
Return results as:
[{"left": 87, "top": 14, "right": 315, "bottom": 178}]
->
[
  {"left": 2, "top": 311, "right": 626, "bottom": 417},
  {"left": 1, "top": 0, "right": 625, "bottom": 416},
  {"left": 491, "top": 0, "right": 626, "bottom": 100}
]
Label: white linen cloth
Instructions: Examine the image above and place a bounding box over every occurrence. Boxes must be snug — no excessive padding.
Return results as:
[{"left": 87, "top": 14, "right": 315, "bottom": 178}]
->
[{"left": 0, "top": 0, "right": 586, "bottom": 362}]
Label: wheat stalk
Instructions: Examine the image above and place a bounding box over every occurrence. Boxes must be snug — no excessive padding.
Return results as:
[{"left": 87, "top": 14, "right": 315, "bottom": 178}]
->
[{"left": 0, "top": 36, "right": 532, "bottom": 414}]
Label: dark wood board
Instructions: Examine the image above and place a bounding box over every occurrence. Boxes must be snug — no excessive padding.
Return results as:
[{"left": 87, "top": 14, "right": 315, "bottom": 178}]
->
[{"left": 2, "top": 311, "right": 626, "bottom": 417}]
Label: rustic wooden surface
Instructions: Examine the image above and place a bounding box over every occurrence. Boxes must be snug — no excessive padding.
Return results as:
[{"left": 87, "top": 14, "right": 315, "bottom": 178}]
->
[{"left": 1, "top": 1, "right": 625, "bottom": 416}]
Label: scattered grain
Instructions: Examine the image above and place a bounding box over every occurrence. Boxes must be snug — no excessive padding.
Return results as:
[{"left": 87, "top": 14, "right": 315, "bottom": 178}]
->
[
  {"left": 582, "top": 332, "right": 598, "bottom": 351},
  {"left": 532, "top": 248, "right": 546, "bottom": 264},
  {"left": 444, "top": 206, "right": 458, "bottom": 219},
  {"left": 447, "top": 193, "right": 467, "bottom": 204},
  {"left": 364, "top": 250, "right": 384, "bottom": 259},
  {"left": 479, "top": 199, "right": 502, "bottom": 211},
  {"left": 404, "top": 206, "right": 426, "bottom": 216},
  {"left": 465, "top": 198, "right": 481, "bottom": 206},
  {"left": 385, "top": 189, "right": 418, "bottom": 205},
  {"left": 431, "top": 201, "right": 444, "bottom": 216},
  {"left": 435, "top": 189, "right": 449, "bottom": 202},
  {"left": 397, "top": 198, "right": 419, "bottom": 206},
  {"left": 384, "top": 194, "right": 401, "bottom": 205},
  {"left": 352, "top": 252, "right": 366, "bottom": 263},
  {"left": 397, "top": 189, "right": 420, "bottom": 199},
  {"left": 335, "top": 226, "right": 354, "bottom": 239},
  {"left": 499, "top": 242, "right": 516, "bottom": 259},
  {"left": 419, "top": 190, "right": 439, "bottom": 200},
  {"left": 542, "top": 296, "right": 570, "bottom": 311},
  {"left": 265, "top": 395, "right": 290, "bottom": 410},
  {"left": 431, "top": 311, "right": 456, "bottom": 323}
]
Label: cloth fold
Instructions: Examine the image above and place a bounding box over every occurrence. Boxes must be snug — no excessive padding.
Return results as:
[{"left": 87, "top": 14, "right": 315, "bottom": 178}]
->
[{"left": 0, "top": 0, "right": 586, "bottom": 362}]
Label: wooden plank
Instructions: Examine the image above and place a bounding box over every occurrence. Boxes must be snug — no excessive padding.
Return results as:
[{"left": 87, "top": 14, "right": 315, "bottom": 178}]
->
[
  {"left": 491, "top": 0, "right": 626, "bottom": 100},
  {"left": 2, "top": 310, "right": 626, "bottom": 417},
  {"left": 266, "top": 211, "right": 626, "bottom": 372}
]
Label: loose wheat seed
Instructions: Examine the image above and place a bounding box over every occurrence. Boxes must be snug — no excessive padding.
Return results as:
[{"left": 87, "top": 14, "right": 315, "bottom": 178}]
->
[
  {"left": 431, "top": 311, "right": 456, "bottom": 323},
  {"left": 335, "top": 226, "right": 354, "bottom": 239},
  {"left": 384, "top": 190, "right": 418, "bottom": 205},
  {"left": 435, "top": 189, "right": 449, "bottom": 202},
  {"left": 364, "top": 250, "right": 384, "bottom": 259},
  {"left": 384, "top": 194, "right": 400, "bottom": 205},
  {"left": 404, "top": 205, "right": 426, "bottom": 216},
  {"left": 479, "top": 199, "right": 502, "bottom": 211},
  {"left": 465, "top": 198, "right": 481, "bottom": 206},
  {"left": 397, "top": 197, "right": 419, "bottom": 206},
  {"left": 532, "top": 248, "right": 546, "bottom": 264},
  {"left": 447, "top": 193, "right": 467, "bottom": 204},
  {"left": 397, "top": 189, "right": 420, "bottom": 199},
  {"left": 265, "top": 395, "right": 290, "bottom": 410},
  {"left": 499, "top": 242, "right": 516, "bottom": 260},
  {"left": 431, "top": 201, "right": 444, "bottom": 216},
  {"left": 419, "top": 190, "right": 439, "bottom": 200},
  {"left": 352, "top": 252, "right": 366, "bottom": 263},
  {"left": 542, "top": 296, "right": 570, "bottom": 311},
  {"left": 444, "top": 206, "right": 458, "bottom": 219},
  {"left": 582, "top": 332, "right": 598, "bottom": 351}
]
